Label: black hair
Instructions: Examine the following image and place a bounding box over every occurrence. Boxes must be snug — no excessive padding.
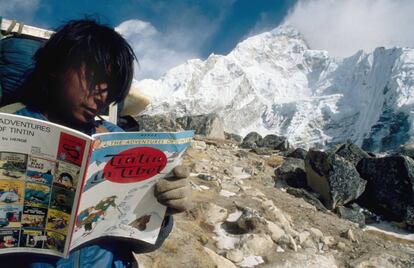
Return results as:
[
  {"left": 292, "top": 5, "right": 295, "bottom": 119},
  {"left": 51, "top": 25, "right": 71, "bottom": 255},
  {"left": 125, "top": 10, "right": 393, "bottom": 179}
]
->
[{"left": 19, "top": 19, "right": 137, "bottom": 110}]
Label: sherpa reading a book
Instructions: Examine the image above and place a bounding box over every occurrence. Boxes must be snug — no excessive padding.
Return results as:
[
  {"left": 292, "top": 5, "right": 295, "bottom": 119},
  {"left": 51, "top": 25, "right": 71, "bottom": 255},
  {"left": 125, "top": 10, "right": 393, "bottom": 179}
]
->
[{"left": 0, "top": 112, "right": 193, "bottom": 257}]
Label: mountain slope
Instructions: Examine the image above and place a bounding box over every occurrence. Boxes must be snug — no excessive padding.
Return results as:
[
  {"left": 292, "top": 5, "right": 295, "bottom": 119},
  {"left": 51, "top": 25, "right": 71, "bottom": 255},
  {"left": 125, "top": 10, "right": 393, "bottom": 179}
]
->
[{"left": 136, "top": 25, "right": 414, "bottom": 151}]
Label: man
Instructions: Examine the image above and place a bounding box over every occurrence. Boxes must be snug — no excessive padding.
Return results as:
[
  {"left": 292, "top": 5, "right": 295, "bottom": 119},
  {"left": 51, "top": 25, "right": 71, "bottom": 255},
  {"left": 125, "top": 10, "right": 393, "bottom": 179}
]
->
[{"left": 0, "top": 19, "right": 190, "bottom": 267}]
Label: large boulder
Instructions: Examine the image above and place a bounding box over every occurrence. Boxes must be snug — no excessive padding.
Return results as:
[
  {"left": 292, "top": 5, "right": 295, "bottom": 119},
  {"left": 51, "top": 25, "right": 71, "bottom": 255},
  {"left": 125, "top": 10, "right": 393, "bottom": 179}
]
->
[
  {"left": 356, "top": 155, "right": 414, "bottom": 228},
  {"left": 240, "top": 132, "right": 262, "bottom": 149},
  {"left": 305, "top": 149, "right": 367, "bottom": 210},
  {"left": 328, "top": 143, "right": 371, "bottom": 166},
  {"left": 135, "top": 114, "right": 183, "bottom": 132},
  {"left": 287, "top": 148, "right": 308, "bottom": 160},
  {"left": 275, "top": 157, "right": 307, "bottom": 188},
  {"left": 258, "top": 134, "right": 291, "bottom": 151},
  {"left": 176, "top": 113, "right": 225, "bottom": 139},
  {"left": 224, "top": 132, "right": 243, "bottom": 144}
]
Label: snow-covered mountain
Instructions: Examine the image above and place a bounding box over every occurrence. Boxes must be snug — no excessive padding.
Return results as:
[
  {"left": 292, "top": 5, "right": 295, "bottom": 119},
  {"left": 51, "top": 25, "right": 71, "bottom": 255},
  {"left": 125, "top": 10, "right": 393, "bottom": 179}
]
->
[{"left": 136, "top": 25, "right": 414, "bottom": 151}]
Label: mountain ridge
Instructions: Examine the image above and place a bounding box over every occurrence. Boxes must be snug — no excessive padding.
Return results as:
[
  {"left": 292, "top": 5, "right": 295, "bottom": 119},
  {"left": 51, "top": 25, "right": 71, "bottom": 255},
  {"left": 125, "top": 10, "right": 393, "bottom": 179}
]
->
[{"left": 135, "top": 24, "right": 414, "bottom": 152}]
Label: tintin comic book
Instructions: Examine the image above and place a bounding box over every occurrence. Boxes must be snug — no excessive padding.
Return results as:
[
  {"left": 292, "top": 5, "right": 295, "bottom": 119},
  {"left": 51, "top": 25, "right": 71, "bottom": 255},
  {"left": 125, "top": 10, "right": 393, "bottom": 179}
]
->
[{"left": 0, "top": 112, "right": 193, "bottom": 258}]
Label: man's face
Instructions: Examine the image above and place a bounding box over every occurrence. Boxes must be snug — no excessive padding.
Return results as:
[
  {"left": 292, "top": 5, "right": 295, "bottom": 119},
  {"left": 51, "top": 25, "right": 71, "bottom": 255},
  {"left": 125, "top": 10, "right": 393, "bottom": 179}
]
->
[{"left": 58, "top": 65, "right": 109, "bottom": 126}]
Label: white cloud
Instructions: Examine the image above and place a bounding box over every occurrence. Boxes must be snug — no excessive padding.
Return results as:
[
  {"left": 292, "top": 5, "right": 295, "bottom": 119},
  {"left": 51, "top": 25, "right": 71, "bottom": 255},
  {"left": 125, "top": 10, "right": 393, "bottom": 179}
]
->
[
  {"left": 0, "top": 0, "right": 40, "bottom": 21},
  {"left": 116, "top": 19, "right": 199, "bottom": 79},
  {"left": 285, "top": 0, "right": 414, "bottom": 57}
]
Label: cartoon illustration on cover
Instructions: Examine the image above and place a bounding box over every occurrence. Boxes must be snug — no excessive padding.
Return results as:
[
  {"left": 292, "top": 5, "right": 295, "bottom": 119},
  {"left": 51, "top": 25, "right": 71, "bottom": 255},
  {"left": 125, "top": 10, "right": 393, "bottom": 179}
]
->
[
  {"left": 75, "top": 195, "right": 119, "bottom": 235},
  {"left": 24, "top": 182, "right": 51, "bottom": 208},
  {"left": 22, "top": 206, "right": 47, "bottom": 229},
  {"left": 45, "top": 231, "right": 66, "bottom": 253},
  {"left": 26, "top": 156, "right": 56, "bottom": 185},
  {"left": 0, "top": 229, "right": 20, "bottom": 248},
  {"left": 0, "top": 153, "right": 27, "bottom": 180},
  {"left": 54, "top": 161, "right": 80, "bottom": 191},
  {"left": 0, "top": 180, "right": 24, "bottom": 205},
  {"left": 50, "top": 187, "right": 74, "bottom": 214},
  {"left": 57, "top": 132, "right": 86, "bottom": 166},
  {"left": 46, "top": 209, "right": 70, "bottom": 235},
  {"left": 0, "top": 205, "right": 22, "bottom": 228},
  {"left": 19, "top": 229, "right": 46, "bottom": 248}
]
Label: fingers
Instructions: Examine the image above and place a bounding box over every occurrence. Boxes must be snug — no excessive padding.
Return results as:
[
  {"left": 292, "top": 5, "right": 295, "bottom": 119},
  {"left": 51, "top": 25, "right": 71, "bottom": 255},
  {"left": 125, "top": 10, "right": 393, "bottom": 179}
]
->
[
  {"left": 157, "top": 186, "right": 190, "bottom": 202},
  {"left": 173, "top": 165, "right": 189, "bottom": 179},
  {"left": 155, "top": 177, "right": 187, "bottom": 194},
  {"left": 161, "top": 197, "right": 192, "bottom": 213}
]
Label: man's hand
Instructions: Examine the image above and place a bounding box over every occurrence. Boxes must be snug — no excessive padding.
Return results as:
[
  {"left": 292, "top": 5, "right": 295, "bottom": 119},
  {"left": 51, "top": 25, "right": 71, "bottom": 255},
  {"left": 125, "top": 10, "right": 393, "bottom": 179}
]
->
[{"left": 155, "top": 165, "right": 191, "bottom": 214}]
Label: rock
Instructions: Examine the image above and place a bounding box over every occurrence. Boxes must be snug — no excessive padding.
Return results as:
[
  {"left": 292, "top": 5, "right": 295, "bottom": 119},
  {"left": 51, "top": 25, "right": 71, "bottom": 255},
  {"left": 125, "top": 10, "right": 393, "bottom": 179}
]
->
[
  {"left": 204, "top": 247, "right": 237, "bottom": 268},
  {"left": 222, "top": 207, "right": 266, "bottom": 235},
  {"left": 204, "top": 204, "right": 228, "bottom": 227},
  {"left": 266, "top": 221, "right": 286, "bottom": 242},
  {"left": 226, "top": 249, "right": 244, "bottom": 263},
  {"left": 193, "top": 140, "right": 207, "bottom": 150},
  {"left": 357, "top": 155, "right": 414, "bottom": 228},
  {"left": 305, "top": 149, "right": 367, "bottom": 210},
  {"left": 241, "top": 234, "right": 275, "bottom": 256},
  {"left": 301, "top": 238, "right": 317, "bottom": 250},
  {"left": 177, "top": 113, "right": 225, "bottom": 139},
  {"left": 277, "top": 234, "right": 297, "bottom": 251},
  {"left": 240, "top": 132, "right": 263, "bottom": 149},
  {"left": 336, "top": 242, "right": 347, "bottom": 251},
  {"left": 287, "top": 148, "right": 308, "bottom": 160},
  {"left": 298, "top": 231, "right": 311, "bottom": 245},
  {"left": 135, "top": 114, "right": 183, "bottom": 132},
  {"left": 321, "top": 236, "right": 335, "bottom": 247},
  {"left": 198, "top": 173, "right": 216, "bottom": 181},
  {"left": 328, "top": 142, "right": 371, "bottom": 166},
  {"left": 286, "top": 188, "right": 328, "bottom": 212},
  {"left": 336, "top": 204, "right": 365, "bottom": 227},
  {"left": 275, "top": 157, "right": 307, "bottom": 188},
  {"left": 258, "top": 134, "right": 291, "bottom": 151},
  {"left": 225, "top": 132, "right": 243, "bottom": 144},
  {"left": 264, "top": 253, "right": 338, "bottom": 268},
  {"left": 342, "top": 228, "right": 357, "bottom": 242},
  {"left": 309, "top": 228, "right": 324, "bottom": 241}
]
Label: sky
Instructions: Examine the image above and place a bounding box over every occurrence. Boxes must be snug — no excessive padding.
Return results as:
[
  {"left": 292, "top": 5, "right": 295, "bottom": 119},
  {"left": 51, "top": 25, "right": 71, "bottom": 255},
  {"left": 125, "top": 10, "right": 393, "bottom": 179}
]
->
[{"left": 2, "top": 0, "right": 414, "bottom": 79}]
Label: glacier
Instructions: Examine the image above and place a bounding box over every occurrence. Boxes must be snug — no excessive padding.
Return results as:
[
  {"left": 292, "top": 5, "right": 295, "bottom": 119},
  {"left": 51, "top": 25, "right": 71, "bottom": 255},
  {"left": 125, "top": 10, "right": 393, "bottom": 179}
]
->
[{"left": 135, "top": 25, "right": 414, "bottom": 152}]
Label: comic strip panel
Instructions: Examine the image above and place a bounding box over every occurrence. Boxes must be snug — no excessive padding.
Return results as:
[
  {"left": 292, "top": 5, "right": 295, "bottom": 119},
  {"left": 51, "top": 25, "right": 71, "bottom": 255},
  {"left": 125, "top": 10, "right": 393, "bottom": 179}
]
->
[
  {"left": 26, "top": 156, "right": 56, "bottom": 185},
  {"left": 0, "top": 152, "right": 27, "bottom": 180},
  {"left": 44, "top": 230, "right": 66, "bottom": 253},
  {"left": 0, "top": 180, "right": 24, "bottom": 205},
  {"left": 54, "top": 161, "right": 80, "bottom": 191},
  {"left": 19, "top": 229, "right": 46, "bottom": 248},
  {"left": 46, "top": 209, "right": 70, "bottom": 235},
  {"left": 22, "top": 206, "right": 47, "bottom": 229},
  {"left": 57, "top": 132, "right": 86, "bottom": 166},
  {"left": 0, "top": 229, "right": 20, "bottom": 249},
  {"left": 24, "top": 182, "right": 51, "bottom": 208},
  {"left": 50, "top": 186, "right": 74, "bottom": 214},
  {"left": 0, "top": 205, "right": 22, "bottom": 228}
]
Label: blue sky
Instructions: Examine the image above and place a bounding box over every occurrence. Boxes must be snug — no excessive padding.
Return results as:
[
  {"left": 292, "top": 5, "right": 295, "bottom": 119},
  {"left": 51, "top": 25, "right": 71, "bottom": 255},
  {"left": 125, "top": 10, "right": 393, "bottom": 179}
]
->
[
  {"left": 3, "top": 0, "right": 414, "bottom": 79},
  {"left": 2, "top": 0, "right": 296, "bottom": 78}
]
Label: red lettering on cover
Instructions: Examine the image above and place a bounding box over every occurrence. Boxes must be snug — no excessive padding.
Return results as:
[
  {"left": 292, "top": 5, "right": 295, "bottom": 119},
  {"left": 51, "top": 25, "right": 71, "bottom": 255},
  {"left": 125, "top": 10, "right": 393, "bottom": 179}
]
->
[{"left": 103, "top": 147, "right": 167, "bottom": 183}]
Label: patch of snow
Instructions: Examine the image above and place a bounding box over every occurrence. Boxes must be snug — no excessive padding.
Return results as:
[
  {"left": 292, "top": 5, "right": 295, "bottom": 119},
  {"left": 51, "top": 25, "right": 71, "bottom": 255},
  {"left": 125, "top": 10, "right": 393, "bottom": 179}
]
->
[
  {"left": 238, "top": 255, "right": 264, "bottom": 267},
  {"left": 213, "top": 224, "right": 240, "bottom": 250},
  {"left": 199, "top": 185, "right": 210, "bottom": 190},
  {"left": 220, "top": 190, "right": 237, "bottom": 197},
  {"left": 364, "top": 221, "right": 414, "bottom": 241},
  {"left": 227, "top": 210, "right": 243, "bottom": 222}
]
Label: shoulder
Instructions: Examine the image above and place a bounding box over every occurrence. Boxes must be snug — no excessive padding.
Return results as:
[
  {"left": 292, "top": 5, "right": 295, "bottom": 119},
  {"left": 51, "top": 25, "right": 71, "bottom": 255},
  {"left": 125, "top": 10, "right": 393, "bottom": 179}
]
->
[
  {"left": 0, "top": 102, "right": 47, "bottom": 121},
  {"left": 99, "top": 120, "right": 124, "bottom": 133}
]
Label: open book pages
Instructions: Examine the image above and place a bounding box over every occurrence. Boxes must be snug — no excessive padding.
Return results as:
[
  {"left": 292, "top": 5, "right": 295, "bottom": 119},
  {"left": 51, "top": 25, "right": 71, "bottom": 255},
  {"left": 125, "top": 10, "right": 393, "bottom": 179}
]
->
[{"left": 0, "top": 112, "right": 193, "bottom": 258}]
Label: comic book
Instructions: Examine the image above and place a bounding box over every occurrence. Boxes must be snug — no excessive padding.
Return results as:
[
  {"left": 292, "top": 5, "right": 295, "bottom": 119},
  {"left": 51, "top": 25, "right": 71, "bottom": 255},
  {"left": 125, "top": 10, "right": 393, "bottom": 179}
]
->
[{"left": 0, "top": 112, "right": 193, "bottom": 258}]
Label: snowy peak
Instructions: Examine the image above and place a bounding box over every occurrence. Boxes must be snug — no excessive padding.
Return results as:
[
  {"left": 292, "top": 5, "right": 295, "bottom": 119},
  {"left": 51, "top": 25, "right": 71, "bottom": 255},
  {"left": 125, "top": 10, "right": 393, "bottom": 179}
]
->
[{"left": 136, "top": 25, "right": 414, "bottom": 152}]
